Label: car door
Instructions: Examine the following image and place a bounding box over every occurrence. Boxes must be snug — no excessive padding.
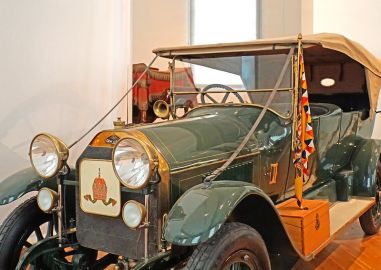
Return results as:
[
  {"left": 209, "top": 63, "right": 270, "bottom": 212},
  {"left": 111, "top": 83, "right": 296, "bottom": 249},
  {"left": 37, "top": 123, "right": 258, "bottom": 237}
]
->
[{"left": 254, "top": 112, "right": 292, "bottom": 201}]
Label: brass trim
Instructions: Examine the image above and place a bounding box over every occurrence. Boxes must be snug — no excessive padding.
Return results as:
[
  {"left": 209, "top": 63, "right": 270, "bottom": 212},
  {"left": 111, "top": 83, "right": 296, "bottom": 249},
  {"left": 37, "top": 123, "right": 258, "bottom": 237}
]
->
[
  {"left": 171, "top": 151, "right": 260, "bottom": 174},
  {"left": 29, "top": 133, "right": 69, "bottom": 179},
  {"left": 37, "top": 188, "right": 59, "bottom": 212},
  {"left": 159, "top": 213, "right": 168, "bottom": 251},
  {"left": 112, "top": 136, "right": 158, "bottom": 190},
  {"left": 269, "top": 163, "right": 278, "bottom": 184},
  {"left": 57, "top": 183, "right": 63, "bottom": 245},
  {"left": 93, "top": 129, "right": 171, "bottom": 214},
  {"left": 183, "top": 103, "right": 293, "bottom": 120},
  {"left": 113, "top": 117, "right": 126, "bottom": 129},
  {"left": 292, "top": 38, "right": 302, "bottom": 151},
  {"left": 78, "top": 158, "right": 122, "bottom": 217},
  {"left": 144, "top": 194, "right": 149, "bottom": 259},
  {"left": 90, "top": 131, "right": 133, "bottom": 148},
  {"left": 123, "top": 131, "right": 171, "bottom": 253},
  {"left": 121, "top": 200, "right": 147, "bottom": 229},
  {"left": 84, "top": 129, "right": 171, "bottom": 245},
  {"left": 178, "top": 160, "right": 256, "bottom": 185},
  {"left": 169, "top": 59, "right": 176, "bottom": 119},
  {"left": 172, "top": 88, "right": 292, "bottom": 95},
  {"left": 153, "top": 100, "right": 170, "bottom": 119},
  {"left": 315, "top": 213, "right": 320, "bottom": 230}
]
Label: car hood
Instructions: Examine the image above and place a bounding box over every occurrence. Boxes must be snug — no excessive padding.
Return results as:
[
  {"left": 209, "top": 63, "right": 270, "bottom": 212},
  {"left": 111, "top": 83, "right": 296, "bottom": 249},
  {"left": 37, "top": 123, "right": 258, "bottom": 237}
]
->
[{"left": 138, "top": 106, "right": 263, "bottom": 171}]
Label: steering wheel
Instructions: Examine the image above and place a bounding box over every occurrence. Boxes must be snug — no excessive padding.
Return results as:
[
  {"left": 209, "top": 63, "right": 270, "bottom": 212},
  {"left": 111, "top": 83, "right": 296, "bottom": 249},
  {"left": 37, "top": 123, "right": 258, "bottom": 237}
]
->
[{"left": 200, "top": 84, "right": 244, "bottom": 104}]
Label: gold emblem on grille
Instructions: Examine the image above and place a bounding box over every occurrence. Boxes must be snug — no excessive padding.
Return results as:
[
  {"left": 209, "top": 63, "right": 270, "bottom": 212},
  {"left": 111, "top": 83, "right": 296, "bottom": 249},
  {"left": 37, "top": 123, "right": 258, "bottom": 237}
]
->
[{"left": 83, "top": 168, "right": 117, "bottom": 206}]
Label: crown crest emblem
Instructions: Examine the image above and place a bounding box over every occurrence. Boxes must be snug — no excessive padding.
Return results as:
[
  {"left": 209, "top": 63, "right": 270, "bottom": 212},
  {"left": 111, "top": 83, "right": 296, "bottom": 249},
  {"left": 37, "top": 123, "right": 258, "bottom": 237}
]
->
[{"left": 83, "top": 168, "right": 117, "bottom": 206}]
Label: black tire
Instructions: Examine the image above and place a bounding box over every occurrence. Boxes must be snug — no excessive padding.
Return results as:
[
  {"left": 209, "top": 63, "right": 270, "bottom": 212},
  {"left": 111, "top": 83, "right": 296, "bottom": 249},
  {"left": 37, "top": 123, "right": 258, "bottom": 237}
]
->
[
  {"left": 0, "top": 197, "right": 53, "bottom": 269},
  {"left": 359, "top": 187, "right": 381, "bottom": 235},
  {"left": 359, "top": 206, "right": 381, "bottom": 235},
  {"left": 185, "top": 222, "right": 271, "bottom": 270}
]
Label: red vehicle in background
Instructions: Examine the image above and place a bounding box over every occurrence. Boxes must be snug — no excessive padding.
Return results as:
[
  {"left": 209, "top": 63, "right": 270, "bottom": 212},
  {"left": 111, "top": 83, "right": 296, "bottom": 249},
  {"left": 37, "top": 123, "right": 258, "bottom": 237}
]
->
[{"left": 132, "top": 63, "right": 197, "bottom": 123}]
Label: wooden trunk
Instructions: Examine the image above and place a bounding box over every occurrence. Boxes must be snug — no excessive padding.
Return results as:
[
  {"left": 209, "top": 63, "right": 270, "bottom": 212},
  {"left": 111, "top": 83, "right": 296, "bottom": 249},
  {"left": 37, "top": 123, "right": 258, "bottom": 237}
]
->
[{"left": 276, "top": 199, "right": 330, "bottom": 256}]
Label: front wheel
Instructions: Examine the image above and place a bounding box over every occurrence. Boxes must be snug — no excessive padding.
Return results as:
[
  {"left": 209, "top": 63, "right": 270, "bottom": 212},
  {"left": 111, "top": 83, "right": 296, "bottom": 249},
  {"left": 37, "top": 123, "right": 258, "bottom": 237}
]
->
[
  {"left": 185, "top": 222, "right": 271, "bottom": 270},
  {"left": 0, "top": 197, "right": 54, "bottom": 269}
]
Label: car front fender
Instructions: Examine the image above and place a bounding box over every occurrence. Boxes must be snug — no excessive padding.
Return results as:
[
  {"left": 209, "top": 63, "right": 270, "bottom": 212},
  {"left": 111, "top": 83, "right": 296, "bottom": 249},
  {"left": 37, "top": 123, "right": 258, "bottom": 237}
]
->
[
  {"left": 0, "top": 167, "right": 59, "bottom": 205},
  {"left": 164, "top": 180, "right": 273, "bottom": 246}
]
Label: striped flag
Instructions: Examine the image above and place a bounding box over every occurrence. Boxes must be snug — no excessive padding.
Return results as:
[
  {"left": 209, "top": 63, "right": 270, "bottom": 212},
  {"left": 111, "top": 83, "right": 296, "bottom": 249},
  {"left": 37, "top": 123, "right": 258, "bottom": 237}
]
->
[{"left": 293, "top": 51, "right": 315, "bottom": 206}]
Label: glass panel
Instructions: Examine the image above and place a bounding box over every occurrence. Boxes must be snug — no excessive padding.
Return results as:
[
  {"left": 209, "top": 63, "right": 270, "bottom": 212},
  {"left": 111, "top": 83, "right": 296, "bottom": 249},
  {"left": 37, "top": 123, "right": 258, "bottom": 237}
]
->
[{"left": 171, "top": 53, "right": 293, "bottom": 118}]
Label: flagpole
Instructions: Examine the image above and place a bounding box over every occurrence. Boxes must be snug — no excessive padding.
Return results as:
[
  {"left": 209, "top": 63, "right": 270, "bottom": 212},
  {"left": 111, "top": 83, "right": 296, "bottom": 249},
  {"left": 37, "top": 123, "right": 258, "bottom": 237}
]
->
[
  {"left": 294, "top": 33, "right": 304, "bottom": 209},
  {"left": 292, "top": 35, "right": 302, "bottom": 151}
]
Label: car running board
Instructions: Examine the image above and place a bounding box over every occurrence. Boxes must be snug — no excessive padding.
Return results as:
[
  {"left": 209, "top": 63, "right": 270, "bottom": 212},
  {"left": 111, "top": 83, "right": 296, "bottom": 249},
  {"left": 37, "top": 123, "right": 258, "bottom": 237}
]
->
[{"left": 310, "top": 196, "right": 375, "bottom": 257}]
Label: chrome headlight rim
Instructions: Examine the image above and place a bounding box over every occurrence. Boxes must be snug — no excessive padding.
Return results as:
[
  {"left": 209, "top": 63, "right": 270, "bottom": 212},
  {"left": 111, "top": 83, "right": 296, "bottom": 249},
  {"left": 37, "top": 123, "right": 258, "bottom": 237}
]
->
[
  {"left": 29, "top": 133, "right": 69, "bottom": 179},
  {"left": 122, "top": 200, "right": 147, "bottom": 229},
  {"left": 112, "top": 137, "right": 157, "bottom": 190},
  {"left": 37, "top": 187, "right": 58, "bottom": 213}
]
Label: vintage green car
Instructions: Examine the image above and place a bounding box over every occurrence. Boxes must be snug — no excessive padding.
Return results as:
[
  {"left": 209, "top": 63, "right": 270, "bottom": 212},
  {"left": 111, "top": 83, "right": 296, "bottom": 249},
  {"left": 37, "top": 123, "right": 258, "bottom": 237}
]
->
[{"left": 1, "top": 33, "right": 381, "bottom": 270}]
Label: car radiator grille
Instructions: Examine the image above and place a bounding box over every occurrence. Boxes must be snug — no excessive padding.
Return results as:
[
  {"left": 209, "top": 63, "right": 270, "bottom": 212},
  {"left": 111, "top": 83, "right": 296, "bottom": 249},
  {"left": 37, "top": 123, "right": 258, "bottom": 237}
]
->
[
  {"left": 75, "top": 146, "right": 159, "bottom": 259},
  {"left": 76, "top": 190, "right": 159, "bottom": 259}
]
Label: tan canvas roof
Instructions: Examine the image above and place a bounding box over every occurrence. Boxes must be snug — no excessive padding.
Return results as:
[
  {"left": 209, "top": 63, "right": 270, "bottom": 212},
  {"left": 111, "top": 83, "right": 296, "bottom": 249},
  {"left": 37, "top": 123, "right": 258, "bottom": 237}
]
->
[{"left": 153, "top": 33, "right": 381, "bottom": 116}]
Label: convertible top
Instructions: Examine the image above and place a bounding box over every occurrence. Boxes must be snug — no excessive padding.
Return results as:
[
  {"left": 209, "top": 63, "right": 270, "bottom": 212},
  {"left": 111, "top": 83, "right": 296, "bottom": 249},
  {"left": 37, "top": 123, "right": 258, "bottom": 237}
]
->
[{"left": 153, "top": 33, "right": 381, "bottom": 117}]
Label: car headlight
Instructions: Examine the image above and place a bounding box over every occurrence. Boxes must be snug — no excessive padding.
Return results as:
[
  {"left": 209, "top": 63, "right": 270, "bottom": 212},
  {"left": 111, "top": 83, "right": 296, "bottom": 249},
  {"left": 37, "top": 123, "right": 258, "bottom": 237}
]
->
[
  {"left": 37, "top": 188, "right": 58, "bottom": 212},
  {"left": 29, "top": 133, "right": 69, "bottom": 178},
  {"left": 112, "top": 138, "right": 156, "bottom": 189},
  {"left": 122, "top": 200, "right": 146, "bottom": 228}
]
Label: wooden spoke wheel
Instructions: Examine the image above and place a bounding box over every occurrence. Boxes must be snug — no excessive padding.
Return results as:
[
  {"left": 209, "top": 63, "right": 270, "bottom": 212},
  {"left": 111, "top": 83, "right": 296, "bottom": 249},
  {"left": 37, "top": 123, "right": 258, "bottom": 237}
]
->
[
  {"left": 0, "top": 197, "right": 56, "bottom": 269},
  {"left": 222, "top": 250, "right": 259, "bottom": 270}
]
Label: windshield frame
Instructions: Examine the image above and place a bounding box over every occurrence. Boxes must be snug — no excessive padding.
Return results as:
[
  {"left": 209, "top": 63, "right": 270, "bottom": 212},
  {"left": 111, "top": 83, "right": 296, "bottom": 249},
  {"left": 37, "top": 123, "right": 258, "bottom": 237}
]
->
[{"left": 166, "top": 52, "right": 296, "bottom": 119}]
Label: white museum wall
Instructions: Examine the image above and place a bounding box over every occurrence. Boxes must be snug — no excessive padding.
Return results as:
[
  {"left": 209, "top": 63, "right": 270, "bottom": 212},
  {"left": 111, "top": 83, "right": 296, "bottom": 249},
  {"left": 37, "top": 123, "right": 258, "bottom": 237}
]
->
[
  {"left": 313, "top": 0, "right": 381, "bottom": 138},
  {"left": 127, "top": 0, "right": 189, "bottom": 121},
  {"left": 0, "top": 0, "right": 130, "bottom": 220},
  {"left": 260, "top": 0, "right": 303, "bottom": 38},
  {"left": 131, "top": 0, "right": 189, "bottom": 69}
]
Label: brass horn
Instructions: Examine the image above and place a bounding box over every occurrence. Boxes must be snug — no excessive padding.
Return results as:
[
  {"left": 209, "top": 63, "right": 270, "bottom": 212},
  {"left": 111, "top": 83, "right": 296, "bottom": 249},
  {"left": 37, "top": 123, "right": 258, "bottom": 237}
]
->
[{"left": 153, "top": 100, "right": 170, "bottom": 119}]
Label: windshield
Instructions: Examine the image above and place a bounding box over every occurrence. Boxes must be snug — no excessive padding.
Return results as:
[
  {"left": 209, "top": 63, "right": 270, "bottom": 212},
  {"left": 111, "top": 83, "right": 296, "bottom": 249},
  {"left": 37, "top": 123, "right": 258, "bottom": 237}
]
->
[{"left": 168, "top": 53, "right": 294, "bottom": 118}]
